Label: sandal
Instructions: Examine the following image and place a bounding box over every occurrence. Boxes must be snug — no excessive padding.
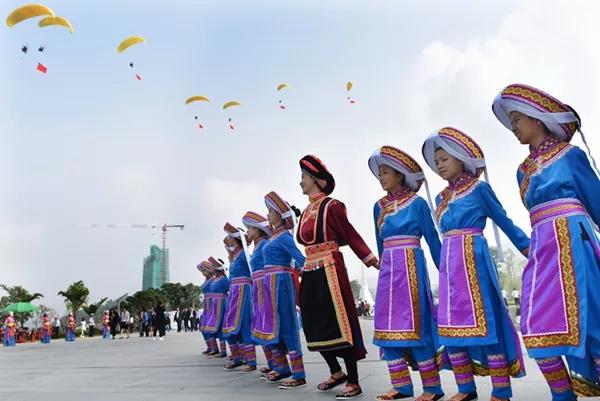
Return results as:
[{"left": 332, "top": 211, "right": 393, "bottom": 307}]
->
[
  {"left": 375, "top": 390, "right": 413, "bottom": 400},
  {"left": 267, "top": 371, "right": 292, "bottom": 383},
  {"left": 336, "top": 384, "right": 363, "bottom": 399},
  {"left": 223, "top": 361, "right": 244, "bottom": 370},
  {"left": 317, "top": 373, "right": 348, "bottom": 391},
  {"left": 278, "top": 378, "right": 307, "bottom": 389},
  {"left": 259, "top": 367, "right": 272, "bottom": 374},
  {"left": 490, "top": 397, "right": 509, "bottom": 401},
  {"left": 415, "top": 393, "right": 445, "bottom": 401},
  {"left": 448, "top": 393, "right": 477, "bottom": 401},
  {"left": 237, "top": 365, "right": 257, "bottom": 373}
]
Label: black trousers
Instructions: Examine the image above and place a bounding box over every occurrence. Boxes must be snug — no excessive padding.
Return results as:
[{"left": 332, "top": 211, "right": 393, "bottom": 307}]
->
[{"left": 320, "top": 348, "right": 359, "bottom": 385}]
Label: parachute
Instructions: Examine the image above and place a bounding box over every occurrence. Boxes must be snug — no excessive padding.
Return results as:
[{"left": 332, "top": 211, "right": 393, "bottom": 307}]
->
[
  {"left": 6, "top": 4, "right": 54, "bottom": 27},
  {"left": 276, "top": 83, "right": 289, "bottom": 91},
  {"left": 185, "top": 96, "right": 210, "bottom": 105},
  {"left": 117, "top": 36, "right": 145, "bottom": 53},
  {"left": 38, "top": 16, "right": 73, "bottom": 33},
  {"left": 346, "top": 81, "right": 353, "bottom": 91},
  {"left": 222, "top": 101, "right": 241, "bottom": 110}
]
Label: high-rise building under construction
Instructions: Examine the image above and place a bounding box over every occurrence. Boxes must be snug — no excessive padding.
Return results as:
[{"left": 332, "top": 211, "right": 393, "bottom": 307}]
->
[{"left": 142, "top": 245, "right": 169, "bottom": 290}]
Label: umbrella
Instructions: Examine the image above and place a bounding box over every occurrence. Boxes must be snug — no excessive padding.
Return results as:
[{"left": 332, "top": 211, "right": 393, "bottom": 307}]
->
[{"left": 2, "top": 302, "right": 38, "bottom": 313}]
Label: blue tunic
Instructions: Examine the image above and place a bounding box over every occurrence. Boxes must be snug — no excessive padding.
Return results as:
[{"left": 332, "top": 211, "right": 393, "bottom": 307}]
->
[
  {"left": 434, "top": 175, "right": 529, "bottom": 381},
  {"left": 223, "top": 249, "right": 253, "bottom": 343},
  {"left": 254, "top": 228, "right": 305, "bottom": 351},
  {"left": 372, "top": 192, "right": 443, "bottom": 349},
  {"left": 516, "top": 142, "right": 600, "bottom": 396}
]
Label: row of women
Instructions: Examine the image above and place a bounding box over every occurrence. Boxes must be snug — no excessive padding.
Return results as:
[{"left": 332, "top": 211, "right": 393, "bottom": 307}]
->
[
  {"left": 196, "top": 83, "right": 600, "bottom": 401},
  {"left": 3, "top": 311, "right": 112, "bottom": 346}
]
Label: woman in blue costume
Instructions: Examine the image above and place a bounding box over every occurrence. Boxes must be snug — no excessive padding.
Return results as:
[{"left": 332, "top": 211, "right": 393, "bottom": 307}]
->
[
  {"left": 493, "top": 83, "right": 600, "bottom": 400},
  {"left": 207, "top": 256, "right": 230, "bottom": 358},
  {"left": 421, "top": 127, "right": 530, "bottom": 401},
  {"left": 255, "top": 191, "right": 307, "bottom": 389},
  {"left": 242, "top": 211, "right": 275, "bottom": 375},
  {"left": 369, "top": 145, "right": 447, "bottom": 401},
  {"left": 222, "top": 222, "right": 256, "bottom": 371},
  {"left": 198, "top": 261, "right": 219, "bottom": 355}
]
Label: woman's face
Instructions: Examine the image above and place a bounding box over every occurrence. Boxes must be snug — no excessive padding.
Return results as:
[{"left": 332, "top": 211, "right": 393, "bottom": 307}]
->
[
  {"left": 224, "top": 236, "right": 236, "bottom": 247},
  {"left": 378, "top": 164, "right": 404, "bottom": 193},
  {"left": 246, "top": 226, "right": 260, "bottom": 242},
  {"left": 267, "top": 207, "right": 282, "bottom": 226},
  {"left": 434, "top": 148, "right": 464, "bottom": 182},
  {"left": 300, "top": 171, "right": 318, "bottom": 195},
  {"left": 509, "top": 111, "right": 546, "bottom": 145}
]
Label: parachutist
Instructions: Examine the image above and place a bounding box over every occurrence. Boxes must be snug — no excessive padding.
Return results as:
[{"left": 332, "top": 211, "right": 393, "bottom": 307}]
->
[
  {"left": 129, "top": 62, "right": 134, "bottom": 68},
  {"left": 21, "top": 45, "right": 28, "bottom": 54},
  {"left": 38, "top": 46, "right": 44, "bottom": 52}
]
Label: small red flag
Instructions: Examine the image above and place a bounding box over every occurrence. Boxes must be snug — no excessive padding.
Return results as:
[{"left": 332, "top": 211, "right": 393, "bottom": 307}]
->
[
  {"left": 135, "top": 74, "right": 141, "bottom": 80},
  {"left": 37, "top": 62, "right": 47, "bottom": 74}
]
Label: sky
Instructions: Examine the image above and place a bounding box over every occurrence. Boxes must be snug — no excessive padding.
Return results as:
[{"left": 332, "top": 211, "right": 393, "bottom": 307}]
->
[{"left": 1, "top": 0, "right": 598, "bottom": 313}]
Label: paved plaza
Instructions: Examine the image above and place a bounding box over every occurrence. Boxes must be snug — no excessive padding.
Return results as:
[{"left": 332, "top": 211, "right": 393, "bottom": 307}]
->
[{"left": 0, "top": 320, "right": 595, "bottom": 401}]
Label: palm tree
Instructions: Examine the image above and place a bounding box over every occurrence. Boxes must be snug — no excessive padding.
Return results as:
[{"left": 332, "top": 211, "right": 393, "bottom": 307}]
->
[
  {"left": 57, "top": 281, "right": 90, "bottom": 317},
  {"left": 82, "top": 297, "right": 108, "bottom": 319},
  {"left": 1, "top": 284, "right": 44, "bottom": 326}
]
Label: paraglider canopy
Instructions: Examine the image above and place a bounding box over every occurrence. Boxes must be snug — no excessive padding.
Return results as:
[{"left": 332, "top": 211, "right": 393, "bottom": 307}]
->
[
  {"left": 6, "top": 4, "right": 55, "bottom": 27},
  {"left": 38, "top": 16, "right": 73, "bottom": 33},
  {"left": 222, "top": 100, "right": 241, "bottom": 110},
  {"left": 276, "top": 83, "right": 289, "bottom": 91},
  {"left": 185, "top": 95, "right": 211, "bottom": 105},
  {"left": 117, "top": 36, "right": 146, "bottom": 53},
  {"left": 346, "top": 81, "right": 353, "bottom": 91}
]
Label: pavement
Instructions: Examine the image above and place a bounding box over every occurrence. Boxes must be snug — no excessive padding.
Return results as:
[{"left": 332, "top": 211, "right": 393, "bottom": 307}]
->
[{"left": 0, "top": 320, "right": 596, "bottom": 401}]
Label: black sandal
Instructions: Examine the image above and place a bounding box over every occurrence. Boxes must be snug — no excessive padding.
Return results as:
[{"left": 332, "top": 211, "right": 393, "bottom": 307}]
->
[
  {"left": 317, "top": 374, "right": 348, "bottom": 391},
  {"left": 376, "top": 391, "right": 413, "bottom": 400},
  {"left": 278, "top": 378, "right": 307, "bottom": 389},
  {"left": 335, "top": 385, "right": 363, "bottom": 399}
]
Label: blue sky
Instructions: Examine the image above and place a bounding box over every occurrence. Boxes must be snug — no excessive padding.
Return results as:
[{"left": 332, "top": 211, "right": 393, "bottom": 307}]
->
[{"left": 1, "top": 0, "right": 598, "bottom": 312}]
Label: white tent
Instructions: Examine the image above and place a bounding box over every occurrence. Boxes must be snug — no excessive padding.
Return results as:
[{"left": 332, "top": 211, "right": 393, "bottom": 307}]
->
[{"left": 358, "top": 268, "right": 374, "bottom": 305}]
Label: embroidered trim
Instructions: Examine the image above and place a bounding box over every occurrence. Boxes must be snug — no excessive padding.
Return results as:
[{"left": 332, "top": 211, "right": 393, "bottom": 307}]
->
[
  {"left": 438, "top": 234, "right": 488, "bottom": 338},
  {"left": 519, "top": 143, "right": 572, "bottom": 204},
  {"left": 298, "top": 196, "right": 328, "bottom": 245},
  {"left": 435, "top": 178, "right": 480, "bottom": 224},
  {"left": 377, "top": 192, "right": 417, "bottom": 231},
  {"left": 522, "top": 218, "right": 580, "bottom": 349},
  {"left": 373, "top": 248, "right": 421, "bottom": 341}
]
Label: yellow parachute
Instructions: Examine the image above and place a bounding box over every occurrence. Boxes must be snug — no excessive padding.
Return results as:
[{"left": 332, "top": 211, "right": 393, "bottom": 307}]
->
[
  {"left": 185, "top": 96, "right": 210, "bottom": 105},
  {"left": 38, "top": 16, "right": 73, "bottom": 33},
  {"left": 276, "top": 83, "right": 289, "bottom": 91},
  {"left": 346, "top": 81, "right": 353, "bottom": 91},
  {"left": 117, "top": 36, "right": 146, "bottom": 53},
  {"left": 6, "top": 4, "right": 55, "bottom": 27},
  {"left": 222, "top": 101, "right": 241, "bottom": 110}
]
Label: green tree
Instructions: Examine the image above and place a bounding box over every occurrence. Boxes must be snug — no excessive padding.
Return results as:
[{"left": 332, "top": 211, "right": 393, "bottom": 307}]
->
[
  {"left": 57, "top": 281, "right": 90, "bottom": 316},
  {"left": 0, "top": 284, "right": 44, "bottom": 326},
  {"left": 82, "top": 297, "right": 108, "bottom": 318},
  {"left": 125, "top": 288, "right": 167, "bottom": 315}
]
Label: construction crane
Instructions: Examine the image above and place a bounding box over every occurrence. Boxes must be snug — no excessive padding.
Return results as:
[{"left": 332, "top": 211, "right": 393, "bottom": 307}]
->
[{"left": 75, "top": 223, "right": 184, "bottom": 284}]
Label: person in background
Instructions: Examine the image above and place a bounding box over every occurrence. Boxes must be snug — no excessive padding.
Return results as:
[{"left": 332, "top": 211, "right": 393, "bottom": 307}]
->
[
  {"left": 52, "top": 316, "right": 61, "bottom": 339},
  {"left": 65, "top": 313, "right": 76, "bottom": 342},
  {"left": 109, "top": 309, "right": 119, "bottom": 340},
  {"left": 120, "top": 308, "right": 130, "bottom": 339},
  {"left": 79, "top": 317, "right": 87, "bottom": 338},
  {"left": 40, "top": 313, "right": 52, "bottom": 344},
  {"left": 88, "top": 315, "right": 96, "bottom": 338},
  {"left": 153, "top": 304, "right": 167, "bottom": 341},
  {"left": 3, "top": 312, "right": 16, "bottom": 347},
  {"left": 511, "top": 288, "right": 520, "bottom": 309}
]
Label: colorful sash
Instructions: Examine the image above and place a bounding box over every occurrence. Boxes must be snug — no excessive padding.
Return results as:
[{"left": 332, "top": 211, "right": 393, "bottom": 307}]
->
[
  {"left": 222, "top": 277, "right": 251, "bottom": 335},
  {"left": 374, "top": 235, "right": 423, "bottom": 341},
  {"left": 201, "top": 293, "right": 226, "bottom": 333},
  {"left": 521, "top": 198, "right": 592, "bottom": 349},
  {"left": 437, "top": 228, "right": 488, "bottom": 338}
]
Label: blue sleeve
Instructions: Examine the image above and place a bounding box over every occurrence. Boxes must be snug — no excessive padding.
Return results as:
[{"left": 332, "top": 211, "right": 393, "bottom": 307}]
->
[
  {"left": 479, "top": 182, "right": 530, "bottom": 252},
  {"left": 373, "top": 201, "right": 383, "bottom": 257},
  {"left": 570, "top": 147, "right": 600, "bottom": 227},
  {"left": 418, "top": 197, "right": 441, "bottom": 269},
  {"left": 223, "top": 277, "right": 230, "bottom": 292},
  {"left": 282, "top": 233, "right": 306, "bottom": 269}
]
